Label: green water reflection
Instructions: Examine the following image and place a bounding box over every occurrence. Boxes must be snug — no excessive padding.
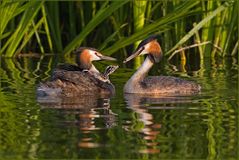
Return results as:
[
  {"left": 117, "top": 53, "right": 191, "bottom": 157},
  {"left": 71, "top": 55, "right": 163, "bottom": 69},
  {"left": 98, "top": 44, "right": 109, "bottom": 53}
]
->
[{"left": 0, "top": 56, "right": 238, "bottom": 159}]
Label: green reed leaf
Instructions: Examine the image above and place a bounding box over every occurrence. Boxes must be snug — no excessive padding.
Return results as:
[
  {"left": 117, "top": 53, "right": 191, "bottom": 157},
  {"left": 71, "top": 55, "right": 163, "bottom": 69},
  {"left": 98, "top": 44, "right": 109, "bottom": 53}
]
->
[
  {"left": 165, "top": 2, "right": 229, "bottom": 56},
  {"left": 63, "top": 0, "right": 130, "bottom": 57},
  {"left": 5, "top": 1, "right": 43, "bottom": 57},
  {"left": 103, "top": 0, "right": 199, "bottom": 55}
]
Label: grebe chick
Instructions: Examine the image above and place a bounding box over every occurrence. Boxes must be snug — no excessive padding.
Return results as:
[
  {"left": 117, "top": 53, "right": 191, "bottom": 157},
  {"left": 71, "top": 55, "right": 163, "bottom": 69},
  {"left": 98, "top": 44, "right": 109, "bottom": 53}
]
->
[
  {"left": 37, "top": 47, "right": 118, "bottom": 97},
  {"left": 123, "top": 36, "right": 201, "bottom": 95}
]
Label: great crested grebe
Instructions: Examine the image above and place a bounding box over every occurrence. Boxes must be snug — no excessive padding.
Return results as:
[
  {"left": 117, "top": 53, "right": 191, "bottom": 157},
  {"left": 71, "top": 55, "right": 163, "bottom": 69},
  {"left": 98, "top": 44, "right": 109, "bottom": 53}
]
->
[
  {"left": 37, "top": 47, "right": 118, "bottom": 97},
  {"left": 123, "top": 36, "right": 201, "bottom": 95}
]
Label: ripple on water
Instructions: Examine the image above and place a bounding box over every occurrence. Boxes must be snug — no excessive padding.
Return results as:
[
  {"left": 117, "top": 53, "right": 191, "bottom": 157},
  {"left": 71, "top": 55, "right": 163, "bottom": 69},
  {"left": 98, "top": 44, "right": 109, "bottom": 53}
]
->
[{"left": 0, "top": 57, "right": 238, "bottom": 159}]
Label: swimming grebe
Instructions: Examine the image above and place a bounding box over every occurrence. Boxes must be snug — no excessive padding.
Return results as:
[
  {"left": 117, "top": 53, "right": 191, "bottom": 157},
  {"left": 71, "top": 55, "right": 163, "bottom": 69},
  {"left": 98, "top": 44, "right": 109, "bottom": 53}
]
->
[
  {"left": 37, "top": 47, "right": 118, "bottom": 97},
  {"left": 123, "top": 36, "right": 201, "bottom": 95}
]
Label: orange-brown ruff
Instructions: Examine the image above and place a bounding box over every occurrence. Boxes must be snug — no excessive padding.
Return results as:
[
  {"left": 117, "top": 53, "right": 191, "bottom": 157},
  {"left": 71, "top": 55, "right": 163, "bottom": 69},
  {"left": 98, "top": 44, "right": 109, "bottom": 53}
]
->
[
  {"left": 124, "top": 36, "right": 201, "bottom": 95},
  {"left": 37, "top": 48, "right": 118, "bottom": 97},
  {"left": 80, "top": 50, "right": 91, "bottom": 65}
]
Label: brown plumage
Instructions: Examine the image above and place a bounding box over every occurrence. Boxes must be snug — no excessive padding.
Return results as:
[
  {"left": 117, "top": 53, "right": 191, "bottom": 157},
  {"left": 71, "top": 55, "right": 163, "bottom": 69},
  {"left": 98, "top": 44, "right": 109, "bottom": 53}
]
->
[
  {"left": 37, "top": 48, "right": 117, "bottom": 97},
  {"left": 139, "top": 76, "right": 201, "bottom": 95},
  {"left": 37, "top": 68, "right": 115, "bottom": 97}
]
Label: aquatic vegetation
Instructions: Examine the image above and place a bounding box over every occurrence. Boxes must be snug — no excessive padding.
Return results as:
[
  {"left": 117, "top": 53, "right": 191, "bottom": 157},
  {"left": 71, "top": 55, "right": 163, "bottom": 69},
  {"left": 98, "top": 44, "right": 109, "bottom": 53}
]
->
[{"left": 0, "top": 0, "right": 237, "bottom": 61}]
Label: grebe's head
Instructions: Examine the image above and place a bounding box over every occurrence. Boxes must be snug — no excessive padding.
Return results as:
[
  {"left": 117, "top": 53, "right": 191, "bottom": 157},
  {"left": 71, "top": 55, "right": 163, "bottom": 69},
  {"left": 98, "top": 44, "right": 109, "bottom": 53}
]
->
[
  {"left": 75, "top": 47, "right": 116, "bottom": 69},
  {"left": 124, "top": 35, "right": 162, "bottom": 63}
]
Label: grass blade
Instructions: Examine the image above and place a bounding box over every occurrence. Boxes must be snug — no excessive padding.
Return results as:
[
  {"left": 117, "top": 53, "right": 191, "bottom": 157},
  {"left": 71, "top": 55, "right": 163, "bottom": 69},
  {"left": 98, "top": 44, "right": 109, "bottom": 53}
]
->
[
  {"left": 63, "top": 0, "right": 130, "bottom": 56},
  {"left": 41, "top": 5, "right": 53, "bottom": 52},
  {"left": 165, "top": 2, "right": 229, "bottom": 56},
  {"left": 45, "top": 1, "right": 63, "bottom": 52},
  {"left": 5, "top": 1, "right": 43, "bottom": 57},
  {"left": 103, "top": 0, "right": 199, "bottom": 55},
  {"left": 16, "top": 18, "right": 45, "bottom": 54}
]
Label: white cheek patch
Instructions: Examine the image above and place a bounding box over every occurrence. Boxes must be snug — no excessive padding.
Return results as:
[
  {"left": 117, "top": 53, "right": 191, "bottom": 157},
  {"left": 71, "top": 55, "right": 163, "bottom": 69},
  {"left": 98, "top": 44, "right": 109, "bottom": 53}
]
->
[{"left": 88, "top": 50, "right": 101, "bottom": 61}]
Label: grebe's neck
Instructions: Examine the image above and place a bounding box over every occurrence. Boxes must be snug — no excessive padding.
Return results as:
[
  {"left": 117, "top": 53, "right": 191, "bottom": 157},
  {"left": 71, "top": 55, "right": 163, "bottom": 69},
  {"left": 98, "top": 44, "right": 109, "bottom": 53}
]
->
[
  {"left": 89, "top": 64, "right": 100, "bottom": 74},
  {"left": 129, "top": 56, "right": 154, "bottom": 82}
]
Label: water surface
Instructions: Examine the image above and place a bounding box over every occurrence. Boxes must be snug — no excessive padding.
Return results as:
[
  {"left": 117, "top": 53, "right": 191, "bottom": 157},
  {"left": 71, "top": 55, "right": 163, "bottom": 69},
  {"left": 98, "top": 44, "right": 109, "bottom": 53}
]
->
[{"left": 0, "top": 56, "right": 238, "bottom": 159}]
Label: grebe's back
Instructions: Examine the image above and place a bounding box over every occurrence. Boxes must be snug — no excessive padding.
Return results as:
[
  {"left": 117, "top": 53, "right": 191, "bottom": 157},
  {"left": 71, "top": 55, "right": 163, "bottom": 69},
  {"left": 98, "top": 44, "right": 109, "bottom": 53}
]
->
[
  {"left": 37, "top": 67, "right": 116, "bottom": 97},
  {"left": 141, "top": 76, "right": 200, "bottom": 94}
]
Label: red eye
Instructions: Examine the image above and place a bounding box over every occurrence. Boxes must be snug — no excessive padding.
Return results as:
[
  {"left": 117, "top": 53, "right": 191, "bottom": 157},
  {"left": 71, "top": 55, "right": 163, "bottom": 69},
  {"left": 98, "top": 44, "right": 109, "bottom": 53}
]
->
[{"left": 95, "top": 52, "right": 101, "bottom": 57}]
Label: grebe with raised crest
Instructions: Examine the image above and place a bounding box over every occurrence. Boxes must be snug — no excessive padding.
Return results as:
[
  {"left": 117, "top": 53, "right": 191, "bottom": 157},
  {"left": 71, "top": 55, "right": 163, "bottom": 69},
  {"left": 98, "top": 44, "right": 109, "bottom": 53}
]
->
[{"left": 123, "top": 36, "right": 201, "bottom": 95}]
